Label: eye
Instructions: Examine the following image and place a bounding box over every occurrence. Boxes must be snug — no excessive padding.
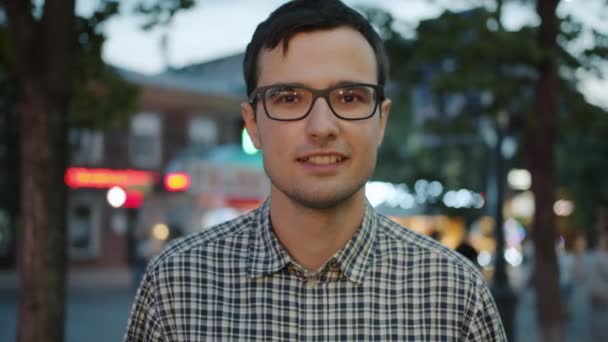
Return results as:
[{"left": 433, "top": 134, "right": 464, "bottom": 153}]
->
[
  {"left": 267, "top": 87, "right": 303, "bottom": 104},
  {"left": 335, "top": 87, "right": 372, "bottom": 104},
  {"left": 341, "top": 94, "right": 358, "bottom": 103}
]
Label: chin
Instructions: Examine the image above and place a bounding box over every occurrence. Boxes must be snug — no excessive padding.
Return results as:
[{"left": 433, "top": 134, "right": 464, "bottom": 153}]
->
[
  {"left": 273, "top": 179, "right": 368, "bottom": 210},
  {"left": 292, "top": 195, "right": 352, "bottom": 210}
]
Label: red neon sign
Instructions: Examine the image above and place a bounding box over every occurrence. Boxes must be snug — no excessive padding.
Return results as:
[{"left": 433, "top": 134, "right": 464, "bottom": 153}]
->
[
  {"left": 65, "top": 168, "right": 157, "bottom": 189},
  {"left": 124, "top": 190, "right": 144, "bottom": 209}
]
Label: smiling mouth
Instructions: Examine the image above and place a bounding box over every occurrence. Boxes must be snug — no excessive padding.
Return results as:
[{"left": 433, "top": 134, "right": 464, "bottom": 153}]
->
[{"left": 298, "top": 155, "right": 347, "bottom": 165}]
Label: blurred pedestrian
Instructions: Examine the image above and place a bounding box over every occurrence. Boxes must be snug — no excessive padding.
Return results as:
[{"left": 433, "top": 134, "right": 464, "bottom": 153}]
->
[
  {"left": 123, "top": 1, "right": 506, "bottom": 340},
  {"left": 522, "top": 238, "right": 536, "bottom": 289},
  {"left": 556, "top": 238, "right": 574, "bottom": 317},
  {"left": 456, "top": 240, "right": 479, "bottom": 267},
  {"left": 582, "top": 231, "right": 608, "bottom": 341}
]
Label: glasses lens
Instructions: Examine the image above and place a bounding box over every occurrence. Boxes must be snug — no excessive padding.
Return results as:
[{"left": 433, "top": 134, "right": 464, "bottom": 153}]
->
[
  {"left": 264, "top": 86, "right": 312, "bottom": 120},
  {"left": 329, "top": 85, "right": 377, "bottom": 119}
]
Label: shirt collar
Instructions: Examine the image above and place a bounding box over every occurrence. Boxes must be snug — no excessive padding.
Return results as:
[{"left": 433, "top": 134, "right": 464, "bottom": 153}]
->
[
  {"left": 247, "top": 199, "right": 292, "bottom": 277},
  {"left": 247, "top": 198, "right": 377, "bottom": 284},
  {"left": 331, "top": 201, "right": 377, "bottom": 284}
]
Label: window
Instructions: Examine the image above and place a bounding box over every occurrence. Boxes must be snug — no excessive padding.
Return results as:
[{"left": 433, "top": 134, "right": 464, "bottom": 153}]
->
[
  {"left": 189, "top": 117, "right": 218, "bottom": 146},
  {"left": 130, "top": 113, "right": 162, "bottom": 169},
  {"left": 67, "top": 195, "right": 101, "bottom": 259},
  {"left": 69, "top": 129, "right": 104, "bottom": 165},
  {"left": 71, "top": 205, "right": 92, "bottom": 249}
]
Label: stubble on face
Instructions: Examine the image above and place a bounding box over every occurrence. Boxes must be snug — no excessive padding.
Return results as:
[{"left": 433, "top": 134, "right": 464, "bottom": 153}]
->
[
  {"left": 265, "top": 160, "right": 374, "bottom": 210},
  {"left": 248, "top": 27, "right": 388, "bottom": 212}
]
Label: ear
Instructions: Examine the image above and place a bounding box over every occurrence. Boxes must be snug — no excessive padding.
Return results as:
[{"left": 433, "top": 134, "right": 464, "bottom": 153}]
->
[
  {"left": 377, "top": 98, "right": 391, "bottom": 148},
  {"left": 241, "top": 101, "right": 262, "bottom": 149}
]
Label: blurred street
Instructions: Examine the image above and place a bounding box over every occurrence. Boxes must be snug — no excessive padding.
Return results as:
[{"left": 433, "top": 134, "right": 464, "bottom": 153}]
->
[
  {"left": 0, "top": 269, "right": 135, "bottom": 342},
  {"left": 515, "top": 286, "right": 594, "bottom": 342},
  {"left": 0, "top": 267, "right": 600, "bottom": 342}
]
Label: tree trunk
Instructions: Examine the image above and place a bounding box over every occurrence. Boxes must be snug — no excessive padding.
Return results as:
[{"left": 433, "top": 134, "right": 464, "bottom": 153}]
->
[
  {"left": 17, "top": 78, "right": 69, "bottom": 342},
  {"left": 530, "top": 0, "right": 562, "bottom": 341},
  {"left": 2, "top": 0, "right": 76, "bottom": 341}
]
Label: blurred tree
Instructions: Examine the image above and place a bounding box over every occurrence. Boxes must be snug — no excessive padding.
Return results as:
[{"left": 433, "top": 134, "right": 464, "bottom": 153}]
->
[
  {"left": 423, "top": 0, "right": 608, "bottom": 224},
  {"left": 530, "top": 1, "right": 562, "bottom": 340},
  {"left": 366, "top": 1, "right": 607, "bottom": 340},
  {"left": 363, "top": 7, "right": 418, "bottom": 184},
  {"left": 1, "top": 3, "right": 76, "bottom": 340},
  {"left": 557, "top": 100, "right": 608, "bottom": 236},
  {"left": 0, "top": 1, "right": 192, "bottom": 341},
  {"left": 0, "top": 21, "right": 19, "bottom": 268},
  {"left": 366, "top": 6, "right": 495, "bottom": 193}
]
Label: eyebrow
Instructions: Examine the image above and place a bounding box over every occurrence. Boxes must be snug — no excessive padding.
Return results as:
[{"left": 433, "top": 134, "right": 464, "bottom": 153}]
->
[
  {"left": 264, "top": 80, "right": 371, "bottom": 89},
  {"left": 265, "top": 82, "right": 306, "bottom": 88}
]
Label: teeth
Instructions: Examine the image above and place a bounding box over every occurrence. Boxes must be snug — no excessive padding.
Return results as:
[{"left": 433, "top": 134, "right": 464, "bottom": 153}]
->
[{"left": 306, "top": 156, "right": 343, "bottom": 165}]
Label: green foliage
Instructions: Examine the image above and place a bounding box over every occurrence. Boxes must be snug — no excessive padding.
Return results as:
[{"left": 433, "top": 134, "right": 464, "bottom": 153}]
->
[
  {"left": 0, "top": 0, "right": 139, "bottom": 130},
  {"left": 365, "top": 4, "right": 608, "bottom": 224},
  {"left": 3, "top": 0, "right": 198, "bottom": 131},
  {"left": 556, "top": 94, "right": 608, "bottom": 228},
  {"left": 69, "top": 68, "right": 139, "bottom": 130},
  {"left": 0, "top": 24, "right": 14, "bottom": 119},
  {"left": 409, "top": 9, "right": 542, "bottom": 116},
  {"left": 358, "top": 7, "right": 419, "bottom": 184},
  {"left": 134, "top": 0, "right": 196, "bottom": 30},
  {"left": 0, "top": 23, "right": 20, "bottom": 235},
  {"left": 68, "top": 0, "right": 197, "bottom": 128},
  {"left": 67, "top": 1, "right": 139, "bottom": 129},
  {"left": 0, "top": 24, "right": 11, "bottom": 70}
]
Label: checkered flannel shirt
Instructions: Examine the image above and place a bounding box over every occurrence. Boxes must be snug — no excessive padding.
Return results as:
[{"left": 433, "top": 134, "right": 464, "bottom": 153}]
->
[{"left": 124, "top": 199, "right": 506, "bottom": 341}]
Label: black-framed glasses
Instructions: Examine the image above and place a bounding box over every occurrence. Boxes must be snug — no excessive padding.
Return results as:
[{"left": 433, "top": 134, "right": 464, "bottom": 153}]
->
[{"left": 248, "top": 82, "right": 385, "bottom": 121}]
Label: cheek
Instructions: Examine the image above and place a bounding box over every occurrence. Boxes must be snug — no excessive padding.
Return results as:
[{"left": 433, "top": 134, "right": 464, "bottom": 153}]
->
[
  {"left": 256, "top": 121, "right": 272, "bottom": 148},
  {"left": 258, "top": 123, "right": 289, "bottom": 154},
  {"left": 359, "top": 127, "right": 383, "bottom": 152},
  {"left": 374, "top": 123, "right": 387, "bottom": 149}
]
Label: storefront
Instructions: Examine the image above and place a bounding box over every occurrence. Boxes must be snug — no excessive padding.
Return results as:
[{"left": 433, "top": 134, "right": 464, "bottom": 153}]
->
[
  {"left": 64, "top": 167, "right": 157, "bottom": 267},
  {"left": 134, "top": 144, "right": 269, "bottom": 260}
]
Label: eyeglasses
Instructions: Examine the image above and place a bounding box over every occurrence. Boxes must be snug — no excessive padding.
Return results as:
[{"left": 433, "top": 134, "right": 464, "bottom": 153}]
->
[{"left": 249, "top": 83, "right": 384, "bottom": 121}]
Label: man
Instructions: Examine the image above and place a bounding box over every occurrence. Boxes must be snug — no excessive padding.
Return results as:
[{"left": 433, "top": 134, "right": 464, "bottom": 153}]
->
[{"left": 124, "top": 0, "right": 506, "bottom": 340}]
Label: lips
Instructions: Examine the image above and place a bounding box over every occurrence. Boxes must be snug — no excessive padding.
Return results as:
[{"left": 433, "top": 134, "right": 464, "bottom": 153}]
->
[{"left": 297, "top": 153, "right": 348, "bottom": 165}]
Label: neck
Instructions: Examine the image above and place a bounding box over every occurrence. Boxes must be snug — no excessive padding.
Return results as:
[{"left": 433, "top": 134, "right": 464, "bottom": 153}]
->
[{"left": 269, "top": 189, "right": 366, "bottom": 272}]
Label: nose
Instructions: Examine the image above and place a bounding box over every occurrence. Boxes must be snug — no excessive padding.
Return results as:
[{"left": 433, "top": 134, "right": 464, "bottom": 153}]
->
[{"left": 305, "top": 96, "right": 339, "bottom": 142}]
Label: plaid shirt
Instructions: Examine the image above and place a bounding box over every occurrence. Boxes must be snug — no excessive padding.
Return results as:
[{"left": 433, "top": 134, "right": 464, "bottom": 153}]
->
[{"left": 124, "top": 199, "right": 506, "bottom": 341}]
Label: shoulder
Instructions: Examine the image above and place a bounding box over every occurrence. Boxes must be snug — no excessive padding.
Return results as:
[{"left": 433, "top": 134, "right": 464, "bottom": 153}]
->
[
  {"left": 372, "top": 212, "right": 506, "bottom": 335},
  {"left": 373, "top": 212, "right": 483, "bottom": 282},
  {"left": 146, "top": 209, "right": 256, "bottom": 273}
]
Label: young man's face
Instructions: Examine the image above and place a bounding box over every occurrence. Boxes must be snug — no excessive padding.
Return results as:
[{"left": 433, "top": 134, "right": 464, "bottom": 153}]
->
[{"left": 242, "top": 27, "right": 391, "bottom": 209}]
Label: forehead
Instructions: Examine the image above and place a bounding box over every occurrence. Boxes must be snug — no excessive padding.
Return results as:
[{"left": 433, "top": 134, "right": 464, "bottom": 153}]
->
[{"left": 257, "top": 27, "right": 378, "bottom": 87}]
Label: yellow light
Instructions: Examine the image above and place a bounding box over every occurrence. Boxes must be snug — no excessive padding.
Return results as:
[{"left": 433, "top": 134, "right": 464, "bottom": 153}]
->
[
  {"left": 152, "top": 223, "right": 170, "bottom": 241},
  {"left": 554, "top": 200, "right": 574, "bottom": 216},
  {"left": 164, "top": 172, "right": 190, "bottom": 191},
  {"left": 508, "top": 169, "right": 531, "bottom": 191}
]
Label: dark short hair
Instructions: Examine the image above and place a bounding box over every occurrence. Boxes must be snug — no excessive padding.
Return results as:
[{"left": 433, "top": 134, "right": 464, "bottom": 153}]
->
[{"left": 243, "top": 0, "right": 389, "bottom": 97}]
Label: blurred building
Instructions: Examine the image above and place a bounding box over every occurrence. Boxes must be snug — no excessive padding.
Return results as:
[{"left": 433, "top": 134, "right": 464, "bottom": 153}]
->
[{"left": 0, "top": 53, "right": 249, "bottom": 269}]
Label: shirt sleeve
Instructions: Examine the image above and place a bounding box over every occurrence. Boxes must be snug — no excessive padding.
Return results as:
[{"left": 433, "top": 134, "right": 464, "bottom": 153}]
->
[
  {"left": 123, "top": 270, "right": 165, "bottom": 342},
  {"left": 464, "top": 280, "right": 508, "bottom": 341}
]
